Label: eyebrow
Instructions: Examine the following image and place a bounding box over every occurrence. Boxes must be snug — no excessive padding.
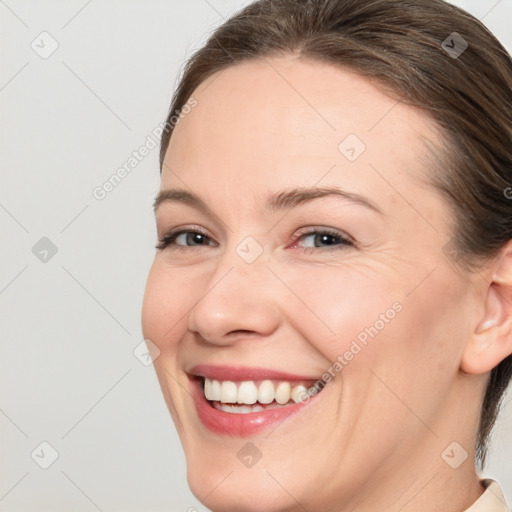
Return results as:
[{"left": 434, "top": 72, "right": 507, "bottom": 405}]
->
[
  {"left": 153, "top": 186, "right": 383, "bottom": 216},
  {"left": 265, "top": 186, "right": 383, "bottom": 215}
]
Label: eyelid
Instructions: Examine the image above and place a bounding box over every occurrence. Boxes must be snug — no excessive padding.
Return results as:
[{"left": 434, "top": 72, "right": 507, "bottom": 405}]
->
[
  {"left": 292, "top": 225, "right": 354, "bottom": 242},
  {"left": 158, "top": 224, "right": 212, "bottom": 240}
]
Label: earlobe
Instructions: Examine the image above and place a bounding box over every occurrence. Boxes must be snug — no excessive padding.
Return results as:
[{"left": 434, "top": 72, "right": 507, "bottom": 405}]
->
[{"left": 460, "top": 244, "right": 512, "bottom": 375}]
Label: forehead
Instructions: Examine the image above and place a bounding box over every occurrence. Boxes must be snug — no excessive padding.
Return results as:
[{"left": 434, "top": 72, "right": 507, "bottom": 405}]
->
[{"left": 163, "top": 56, "right": 438, "bottom": 207}]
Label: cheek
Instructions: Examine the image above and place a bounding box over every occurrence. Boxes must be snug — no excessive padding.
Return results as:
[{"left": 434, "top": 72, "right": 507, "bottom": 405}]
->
[
  {"left": 346, "top": 264, "right": 468, "bottom": 424},
  {"left": 276, "top": 262, "right": 404, "bottom": 364},
  {"left": 141, "top": 261, "right": 195, "bottom": 430},
  {"left": 141, "top": 260, "right": 193, "bottom": 353},
  {"left": 281, "top": 260, "right": 465, "bottom": 402}
]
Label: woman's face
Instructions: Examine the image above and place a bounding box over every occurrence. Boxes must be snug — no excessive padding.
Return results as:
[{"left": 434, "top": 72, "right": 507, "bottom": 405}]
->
[{"left": 142, "top": 57, "right": 482, "bottom": 511}]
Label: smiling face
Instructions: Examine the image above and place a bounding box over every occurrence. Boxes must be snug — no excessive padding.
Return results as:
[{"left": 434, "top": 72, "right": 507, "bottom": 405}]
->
[{"left": 142, "top": 56, "right": 485, "bottom": 511}]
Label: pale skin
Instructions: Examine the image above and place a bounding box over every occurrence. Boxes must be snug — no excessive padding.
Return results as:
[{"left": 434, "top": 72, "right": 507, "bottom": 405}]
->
[{"left": 141, "top": 55, "right": 512, "bottom": 512}]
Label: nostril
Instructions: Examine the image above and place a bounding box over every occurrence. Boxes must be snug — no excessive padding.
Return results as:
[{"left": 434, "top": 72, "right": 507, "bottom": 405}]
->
[{"left": 227, "top": 329, "right": 257, "bottom": 337}]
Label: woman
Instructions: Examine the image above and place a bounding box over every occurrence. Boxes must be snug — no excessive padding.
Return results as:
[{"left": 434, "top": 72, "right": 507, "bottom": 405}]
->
[{"left": 142, "top": 0, "right": 512, "bottom": 510}]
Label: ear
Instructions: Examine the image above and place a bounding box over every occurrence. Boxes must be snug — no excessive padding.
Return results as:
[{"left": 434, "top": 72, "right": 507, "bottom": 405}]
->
[{"left": 461, "top": 242, "right": 512, "bottom": 375}]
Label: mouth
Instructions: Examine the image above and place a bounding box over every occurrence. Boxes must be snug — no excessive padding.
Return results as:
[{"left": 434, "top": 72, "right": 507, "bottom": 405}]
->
[{"left": 188, "top": 365, "right": 325, "bottom": 436}]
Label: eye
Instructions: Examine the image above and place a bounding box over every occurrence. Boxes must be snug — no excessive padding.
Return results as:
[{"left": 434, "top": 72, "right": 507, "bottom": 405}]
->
[
  {"left": 155, "top": 226, "right": 354, "bottom": 252},
  {"left": 292, "top": 228, "right": 354, "bottom": 251},
  {"left": 155, "top": 228, "right": 217, "bottom": 251}
]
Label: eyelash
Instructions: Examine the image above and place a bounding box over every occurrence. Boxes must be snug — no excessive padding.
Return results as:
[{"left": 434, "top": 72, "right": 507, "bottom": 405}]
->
[
  {"left": 155, "top": 227, "right": 214, "bottom": 252},
  {"left": 292, "top": 228, "right": 354, "bottom": 252},
  {"left": 155, "top": 227, "right": 354, "bottom": 253}
]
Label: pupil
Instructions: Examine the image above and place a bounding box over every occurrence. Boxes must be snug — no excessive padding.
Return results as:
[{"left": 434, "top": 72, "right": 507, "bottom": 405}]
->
[
  {"left": 190, "top": 233, "right": 204, "bottom": 245},
  {"left": 317, "top": 234, "right": 335, "bottom": 246}
]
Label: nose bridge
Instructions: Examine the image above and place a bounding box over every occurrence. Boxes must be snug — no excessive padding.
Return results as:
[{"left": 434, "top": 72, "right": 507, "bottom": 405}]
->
[
  {"left": 217, "top": 232, "right": 269, "bottom": 282},
  {"left": 187, "top": 239, "right": 281, "bottom": 343}
]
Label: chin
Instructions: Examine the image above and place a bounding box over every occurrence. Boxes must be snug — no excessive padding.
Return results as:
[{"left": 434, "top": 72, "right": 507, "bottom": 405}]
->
[{"left": 186, "top": 464, "right": 304, "bottom": 512}]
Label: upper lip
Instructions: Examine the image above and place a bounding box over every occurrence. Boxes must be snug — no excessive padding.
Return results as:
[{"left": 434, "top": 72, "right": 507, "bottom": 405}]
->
[{"left": 188, "top": 364, "right": 320, "bottom": 382}]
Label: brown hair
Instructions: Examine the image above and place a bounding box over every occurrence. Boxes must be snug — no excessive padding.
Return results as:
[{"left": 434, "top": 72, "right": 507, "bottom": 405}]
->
[{"left": 159, "top": 0, "right": 512, "bottom": 466}]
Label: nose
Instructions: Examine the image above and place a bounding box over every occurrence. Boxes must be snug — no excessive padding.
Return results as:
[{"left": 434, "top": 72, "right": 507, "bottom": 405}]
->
[{"left": 187, "top": 258, "right": 282, "bottom": 346}]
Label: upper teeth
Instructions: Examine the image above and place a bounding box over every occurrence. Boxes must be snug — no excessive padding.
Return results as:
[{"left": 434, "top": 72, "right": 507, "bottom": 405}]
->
[{"left": 203, "top": 378, "right": 313, "bottom": 405}]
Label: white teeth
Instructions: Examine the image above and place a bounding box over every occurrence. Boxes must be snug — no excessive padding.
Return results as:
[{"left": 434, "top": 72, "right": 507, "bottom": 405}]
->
[
  {"left": 220, "top": 381, "right": 238, "bottom": 403},
  {"left": 237, "top": 381, "right": 258, "bottom": 404},
  {"left": 213, "top": 403, "right": 265, "bottom": 414},
  {"left": 204, "top": 378, "right": 213, "bottom": 400},
  {"left": 203, "top": 378, "right": 317, "bottom": 406},
  {"left": 275, "top": 382, "right": 291, "bottom": 404},
  {"left": 258, "top": 380, "right": 275, "bottom": 404},
  {"left": 210, "top": 379, "right": 221, "bottom": 401},
  {"left": 291, "top": 384, "right": 307, "bottom": 403}
]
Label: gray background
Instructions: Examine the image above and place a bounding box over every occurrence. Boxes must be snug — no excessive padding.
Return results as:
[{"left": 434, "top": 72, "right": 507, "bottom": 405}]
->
[{"left": 1, "top": 1, "right": 511, "bottom": 511}]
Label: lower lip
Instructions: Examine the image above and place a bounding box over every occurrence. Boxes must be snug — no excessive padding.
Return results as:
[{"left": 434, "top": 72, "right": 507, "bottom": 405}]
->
[{"left": 190, "top": 377, "right": 318, "bottom": 437}]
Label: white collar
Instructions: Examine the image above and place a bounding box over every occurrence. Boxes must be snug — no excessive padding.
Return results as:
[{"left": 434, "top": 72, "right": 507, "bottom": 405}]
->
[{"left": 464, "top": 479, "right": 508, "bottom": 512}]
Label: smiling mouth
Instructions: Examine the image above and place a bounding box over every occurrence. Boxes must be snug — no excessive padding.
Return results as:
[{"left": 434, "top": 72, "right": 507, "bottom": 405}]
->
[
  {"left": 201, "top": 377, "right": 321, "bottom": 414},
  {"left": 188, "top": 365, "right": 325, "bottom": 435}
]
